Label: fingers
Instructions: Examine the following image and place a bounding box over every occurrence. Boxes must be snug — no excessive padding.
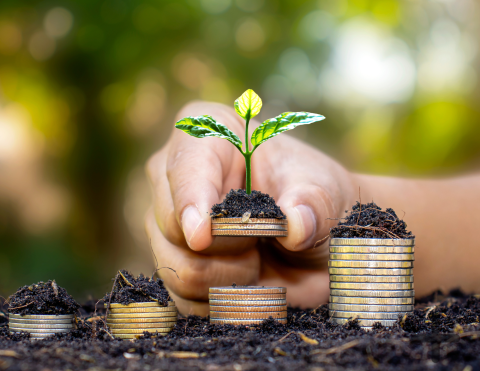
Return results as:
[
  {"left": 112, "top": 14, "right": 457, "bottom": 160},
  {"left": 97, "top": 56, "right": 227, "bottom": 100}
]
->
[{"left": 145, "top": 209, "right": 260, "bottom": 315}]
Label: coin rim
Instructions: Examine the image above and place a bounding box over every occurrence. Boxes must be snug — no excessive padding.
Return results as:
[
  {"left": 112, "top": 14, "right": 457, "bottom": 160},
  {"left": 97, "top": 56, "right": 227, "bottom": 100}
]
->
[
  {"left": 329, "top": 282, "right": 414, "bottom": 290},
  {"left": 8, "top": 314, "right": 74, "bottom": 319},
  {"left": 330, "top": 246, "right": 415, "bottom": 253},
  {"left": 328, "top": 261, "right": 414, "bottom": 268},
  {"left": 328, "top": 303, "right": 414, "bottom": 312},
  {"left": 329, "top": 275, "right": 413, "bottom": 283},
  {"left": 209, "top": 311, "right": 287, "bottom": 319},
  {"left": 329, "top": 253, "right": 414, "bottom": 261},
  {"left": 330, "top": 238, "right": 415, "bottom": 246},
  {"left": 212, "top": 217, "right": 288, "bottom": 224},
  {"left": 330, "top": 289, "right": 415, "bottom": 297},
  {"left": 329, "top": 310, "right": 412, "bottom": 319},
  {"left": 209, "top": 287, "right": 286, "bottom": 293},
  {"left": 105, "top": 301, "right": 175, "bottom": 308},
  {"left": 328, "top": 268, "right": 414, "bottom": 276},
  {"left": 329, "top": 296, "right": 414, "bottom": 305}
]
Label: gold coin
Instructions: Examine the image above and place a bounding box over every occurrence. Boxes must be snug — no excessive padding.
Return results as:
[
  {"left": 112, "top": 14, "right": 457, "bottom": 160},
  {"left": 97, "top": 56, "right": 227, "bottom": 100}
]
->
[
  {"left": 210, "top": 318, "right": 287, "bottom": 325},
  {"left": 328, "top": 268, "right": 414, "bottom": 276},
  {"left": 212, "top": 230, "right": 288, "bottom": 237},
  {"left": 329, "top": 253, "right": 414, "bottom": 261},
  {"left": 9, "top": 327, "right": 72, "bottom": 333},
  {"left": 328, "top": 303, "right": 414, "bottom": 312},
  {"left": 105, "top": 301, "right": 175, "bottom": 309},
  {"left": 107, "top": 312, "right": 177, "bottom": 319},
  {"left": 328, "top": 261, "right": 413, "bottom": 269},
  {"left": 330, "top": 246, "right": 414, "bottom": 254},
  {"left": 108, "top": 307, "right": 178, "bottom": 314},
  {"left": 330, "top": 289, "right": 414, "bottom": 298},
  {"left": 210, "top": 305, "right": 287, "bottom": 312},
  {"left": 329, "top": 238, "right": 415, "bottom": 247},
  {"left": 330, "top": 282, "right": 414, "bottom": 290},
  {"left": 209, "top": 300, "right": 287, "bottom": 306},
  {"left": 330, "top": 310, "right": 411, "bottom": 320},
  {"left": 329, "top": 296, "right": 414, "bottom": 305},
  {"left": 8, "top": 323, "right": 74, "bottom": 329},
  {"left": 107, "top": 322, "right": 176, "bottom": 329},
  {"left": 107, "top": 316, "right": 177, "bottom": 323},
  {"left": 212, "top": 218, "right": 288, "bottom": 224},
  {"left": 208, "top": 293, "right": 285, "bottom": 300},
  {"left": 212, "top": 224, "right": 287, "bottom": 231},
  {"left": 9, "top": 318, "right": 74, "bottom": 325},
  {"left": 329, "top": 275, "right": 413, "bottom": 283},
  {"left": 8, "top": 314, "right": 74, "bottom": 320},
  {"left": 209, "top": 287, "right": 286, "bottom": 294},
  {"left": 210, "top": 311, "right": 287, "bottom": 319},
  {"left": 331, "top": 317, "right": 398, "bottom": 327},
  {"left": 110, "top": 328, "right": 173, "bottom": 334}
]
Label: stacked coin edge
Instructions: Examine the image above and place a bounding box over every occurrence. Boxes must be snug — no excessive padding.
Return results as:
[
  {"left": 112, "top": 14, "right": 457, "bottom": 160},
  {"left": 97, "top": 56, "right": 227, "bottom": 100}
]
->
[
  {"left": 329, "top": 238, "right": 415, "bottom": 330},
  {"left": 9, "top": 313, "right": 75, "bottom": 339},
  {"left": 209, "top": 286, "right": 287, "bottom": 325},
  {"left": 211, "top": 217, "right": 288, "bottom": 237},
  {"left": 105, "top": 301, "right": 178, "bottom": 339}
]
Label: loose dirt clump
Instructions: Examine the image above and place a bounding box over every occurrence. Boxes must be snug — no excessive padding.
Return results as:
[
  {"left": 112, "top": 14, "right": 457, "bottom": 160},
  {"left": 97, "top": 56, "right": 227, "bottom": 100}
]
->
[
  {"left": 211, "top": 189, "right": 286, "bottom": 219},
  {"left": 330, "top": 201, "right": 414, "bottom": 239},
  {"left": 7, "top": 280, "right": 80, "bottom": 315},
  {"left": 103, "top": 270, "right": 170, "bottom": 306}
]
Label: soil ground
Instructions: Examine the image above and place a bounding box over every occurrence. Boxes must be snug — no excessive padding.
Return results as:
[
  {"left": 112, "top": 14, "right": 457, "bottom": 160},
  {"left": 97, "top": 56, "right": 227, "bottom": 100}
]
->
[
  {"left": 330, "top": 202, "right": 414, "bottom": 239},
  {"left": 1, "top": 289, "right": 479, "bottom": 370},
  {"left": 211, "top": 189, "right": 286, "bottom": 219}
]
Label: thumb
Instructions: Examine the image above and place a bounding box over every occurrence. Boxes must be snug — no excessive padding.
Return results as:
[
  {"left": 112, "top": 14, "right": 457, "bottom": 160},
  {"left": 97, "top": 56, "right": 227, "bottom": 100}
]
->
[{"left": 276, "top": 184, "right": 339, "bottom": 251}]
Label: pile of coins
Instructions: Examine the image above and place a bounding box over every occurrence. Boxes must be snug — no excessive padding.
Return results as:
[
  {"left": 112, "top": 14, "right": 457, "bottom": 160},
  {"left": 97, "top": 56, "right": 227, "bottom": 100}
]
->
[
  {"left": 328, "top": 238, "right": 415, "bottom": 329},
  {"left": 105, "top": 301, "right": 178, "bottom": 339},
  {"left": 9, "top": 313, "right": 75, "bottom": 339},
  {"left": 209, "top": 286, "right": 287, "bottom": 325},
  {"left": 211, "top": 217, "right": 288, "bottom": 237}
]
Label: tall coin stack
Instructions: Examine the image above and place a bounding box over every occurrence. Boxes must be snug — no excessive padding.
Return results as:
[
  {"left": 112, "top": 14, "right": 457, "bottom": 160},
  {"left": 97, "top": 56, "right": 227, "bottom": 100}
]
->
[
  {"left": 209, "top": 286, "right": 287, "bottom": 325},
  {"left": 9, "top": 313, "right": 75, "bottom": 339},
  {"left": 211, "top": 217, "right": 288, "bottom": 237},
  {"left": 328, "top": 238, "right": 415, "bottom": 329},
  {"left": 105, "top": 301, "right": 178, "bottom": 339}
]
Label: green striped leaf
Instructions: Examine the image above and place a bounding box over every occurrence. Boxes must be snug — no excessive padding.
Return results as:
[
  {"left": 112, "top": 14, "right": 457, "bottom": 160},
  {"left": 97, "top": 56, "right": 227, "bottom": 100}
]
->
[{"left": 234, "top": 89, "right": 262, "bottom": 120}]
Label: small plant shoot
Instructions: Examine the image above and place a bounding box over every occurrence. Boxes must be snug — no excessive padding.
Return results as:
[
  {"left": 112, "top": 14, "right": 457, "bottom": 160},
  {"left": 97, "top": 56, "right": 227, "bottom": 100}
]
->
[{"left": 175, "top": 89, "right": 325, "bottom": 194}]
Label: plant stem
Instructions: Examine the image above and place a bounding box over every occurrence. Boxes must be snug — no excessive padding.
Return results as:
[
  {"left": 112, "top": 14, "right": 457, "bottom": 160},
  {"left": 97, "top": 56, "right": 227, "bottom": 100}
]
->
[{"left": 244, "top": 115, "right": 252, "bottom": 194}]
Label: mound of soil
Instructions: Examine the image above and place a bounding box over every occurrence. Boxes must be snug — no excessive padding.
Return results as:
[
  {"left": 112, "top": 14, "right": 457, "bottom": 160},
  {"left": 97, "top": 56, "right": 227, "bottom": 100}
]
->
[
  {"left": 211, "top": 189, "right": 286, "bottom": 219},
  {"left": 6, "top": 280, "right": 80, "bottom": 315},
  {"left": 103, "top": 270, "right": 170, "bottom": 306},
  {"left": 330, "top": 202, "right": 414, "bottom": 239},
  {"left": 0, "top": 290, "right": 479, "bottom": 370}
]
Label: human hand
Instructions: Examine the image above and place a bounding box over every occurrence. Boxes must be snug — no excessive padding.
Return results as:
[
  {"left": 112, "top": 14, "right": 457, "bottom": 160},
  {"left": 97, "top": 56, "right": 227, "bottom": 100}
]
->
[{"left": 145, "top": 101, "right": 357, "bottom": 315}]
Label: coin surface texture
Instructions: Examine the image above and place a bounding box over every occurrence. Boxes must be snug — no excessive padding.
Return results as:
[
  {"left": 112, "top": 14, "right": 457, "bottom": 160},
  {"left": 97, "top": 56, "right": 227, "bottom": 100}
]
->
[
  {"left": 108, "top": 307, "right": 178, "bottom": 314},
  {"left": 330, "top": 246, "right": 414, "bottom": 254},
  {"left": 209, "top": 287, "right": 286, "bottom": 294},
  {"left": 329, "top": 253, "right": 414, "bottom": 261},
  {"left": 330, "top": 289, "right": 415, "bottom": 298},
  {"left": 328, "top": 303, "right": 414, "bottom": 312},
  {"left": 8, "top": 323, "right": 75, "bottom": 329},
  {"left": 329, "top": 275, "right": 413, "bottom": 283},
  {"left": 105, "top": 301, "right": 175, "bottom": 308},
  {"left": 8, "top": 318, "right": 74, "bottom": 324},
  {"left": 8, "top": 314, "right": 74, "bottom": 320},
  {"left": 330, "top": 310, "right": 411, "bottom": 320},
  {"left": 328, "top": 261, "right": 413, "bottom": 268},
  {"left": 209, "top": 299, "right": 287, "bottom": 306},
  {"left": 106, "top": 317, "right": 178, "bottom": 323},
  {"left": 328, "top": 268, "right": 414, "bottom": 276},
  {"left": 208, "top": 293, "right": 285, "bottom": 300},
  {"left": 210, "top": 318, "right": 287, "bottom": 325},
  {"left": 212, "top": 218, "right": 288, "bottom": 224},
  {"left": 107, "top": 322, "right": 176, "bottom": 329},
  {"left": 212, "top": 230, "right": 288, "bottom": 237},
  {"left": 210, "top": 311, "right": 287, "bottom": 319},
  {"left": 330, "top": 282, "right": 414, "bottom": 290},
  {"left": 331, "top": 317, "right": 398, "bottom": 327},
  {"left": 9, "top": 327, "right": 72, "bottom": 333},
  {"left": 329, "top": 296, "right": 414, "bottom": 305},
  {"left": 110, "top": 328, "right": 172, "bottom": 334},
  {"left": 330, "top": 238, "right": 415, "bottom": 246},
  {"left": 209, "top": 305, "right": 287, "bottom": 312},
  {"left": 212, "top": 224, "right": 287, "bottom": 230},
  {"left": 107, "top": 312, "right": 177, "bottom": 319}
]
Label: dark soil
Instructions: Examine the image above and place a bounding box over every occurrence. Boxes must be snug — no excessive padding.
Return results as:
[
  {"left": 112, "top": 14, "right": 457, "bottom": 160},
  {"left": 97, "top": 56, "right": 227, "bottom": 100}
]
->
[
  {"left": 330, "top": 202, "right": 414, "bottom": 239},
  {"left": 103, "top": 270, "right": 171, "bottom": 306},
  {"left": 1, "top": 289, "right": 479, "bottom": 370},
  {"left": 6, "top": 280, "right": 80, "bottom": 315},
  {"left": 211, "top": 189, "right": 286, "bottom": 219}
]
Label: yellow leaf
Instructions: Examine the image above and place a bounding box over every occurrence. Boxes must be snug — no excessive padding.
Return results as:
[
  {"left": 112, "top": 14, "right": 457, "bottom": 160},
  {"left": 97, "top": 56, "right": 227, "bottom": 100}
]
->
[
  {"left": 298, "top": 332, "right": 318, "bottom": 345},
  {"left": 234, "top": 89, "right": 262, "bottom": 119},
  {"left": 274, "top": 347, "right": 287, "bottom": 356}
]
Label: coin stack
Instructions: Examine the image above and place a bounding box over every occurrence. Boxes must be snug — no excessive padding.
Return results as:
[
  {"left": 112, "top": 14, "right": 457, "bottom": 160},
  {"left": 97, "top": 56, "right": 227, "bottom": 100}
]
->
[
  {"left": 9, "top": 313, "right": 75, "bottom": 339},
  {"left": 105, "top": 301, "right": 178, "bottom": 339},
  {"left": 328, "top": 238, "right": 415, "bottom": 329},
  {"left": 209, "top": 286, "right": 287, "bottom": 325},
  {"left": 211, "top": 217, "right": 288, "bottom": 237}
]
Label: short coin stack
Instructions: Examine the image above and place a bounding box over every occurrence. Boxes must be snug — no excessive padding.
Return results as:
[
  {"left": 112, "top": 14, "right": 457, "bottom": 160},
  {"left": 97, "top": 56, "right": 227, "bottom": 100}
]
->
[
  {"left": 211, "top": 217, "right": 288, "bottom": 237},
  {"left": 9, "top": 313, "right": 75, "bottom": 339},
  {"left": 209, "top": 286, "right": 287, "bottom": 325},
  {"left": 105, "top": 301, "right": 178, "bottom": 339},
  {"left": 328, "top": 238, "right": 415, "bottom": 329}
]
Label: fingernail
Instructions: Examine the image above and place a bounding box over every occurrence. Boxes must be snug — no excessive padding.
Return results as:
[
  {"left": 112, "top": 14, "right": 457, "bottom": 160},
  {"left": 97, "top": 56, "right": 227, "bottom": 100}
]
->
[
  {"left": 293, "top": 205, "right": 316, "bottom": 248},
  {"left": 181, "top": 206, "right": 203, "bottom": 247}
]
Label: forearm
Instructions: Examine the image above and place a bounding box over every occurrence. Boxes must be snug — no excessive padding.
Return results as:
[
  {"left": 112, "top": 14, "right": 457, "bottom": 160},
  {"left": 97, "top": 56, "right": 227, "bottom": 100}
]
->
[{"left": 353, "top": 173, "right": 480, "bottom": 297}]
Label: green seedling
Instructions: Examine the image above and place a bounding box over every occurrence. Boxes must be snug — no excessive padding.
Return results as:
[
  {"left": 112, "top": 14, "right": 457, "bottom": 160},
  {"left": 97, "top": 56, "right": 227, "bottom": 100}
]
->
[{"left": 175, "top": 89, "right": 325, "bottom": 194}]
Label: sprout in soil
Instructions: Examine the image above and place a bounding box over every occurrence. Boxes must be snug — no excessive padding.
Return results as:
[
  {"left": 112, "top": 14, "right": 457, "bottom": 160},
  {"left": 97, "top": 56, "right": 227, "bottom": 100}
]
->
[{"left": 175, "top": 89, "right": 325, "bottom": 194}]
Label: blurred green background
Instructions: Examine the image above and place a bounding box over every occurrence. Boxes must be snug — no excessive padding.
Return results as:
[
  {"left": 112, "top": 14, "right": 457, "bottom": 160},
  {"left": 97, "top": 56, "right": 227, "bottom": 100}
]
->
[{"left": 1, "top": 0, "right": 479, "bottom": 301}]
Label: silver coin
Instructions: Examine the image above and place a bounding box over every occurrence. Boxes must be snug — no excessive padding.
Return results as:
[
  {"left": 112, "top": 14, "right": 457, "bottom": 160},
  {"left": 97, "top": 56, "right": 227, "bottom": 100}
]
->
[
  {"left": 330, "top": 282, "right": 414, "bottom": 290},
  {"left": 210, "top": 318, "right": 287, "bottom": 325},
  {"left": 329, "top": 253, "right": 414, "bottom": 261},
  {"left": 329, "top": 296, "right": 414, "bottom": 305},
  {"left": 330, "top": 289, "right": 415, "bottom": 298},
  {"left": 328, "top": 303, "right": 414, "bottom": 312},
  {"left": 209, "top": 299, "right": 287, "bottom": 306},
  {"left": 328, "top": 261, "right": 413, "bottom": 269},
  {"left": 329, "top": 238, "right": 415, "bottom": 247},
  {"left": 330, "top": 246, "right": 414, "bottom": 254},
  {"left": 9, "top": 327, "right": 72, "bottom": 333},
  {"left": 329, "top": 275, "right": 413, "bottom": 283},
  {"left": 330, "top": 310, "right": 411, "bottom": 320},
  {"left": 105, "top": 301, "right": 175, "bottom": 308},
  {"left": 8, "top": 323, "right": 74, "bottom": 329},
  {"left": 328, "top": 268, "right": 414, "bottom": 276},
  {"left": 8, "top": 314, "right": 74, "bottom": 320},
  {"left": 209, "top": 287, "right": 287, "bottom": 294},
  {"left": 9, "top": 318, "right": 74, "bottom": 324},
  {"left": 212, "top": 223, "right": 287, "bottom": 231},
  {"left": 331, "top": 317, "right": 398, "bottom": 327}
]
